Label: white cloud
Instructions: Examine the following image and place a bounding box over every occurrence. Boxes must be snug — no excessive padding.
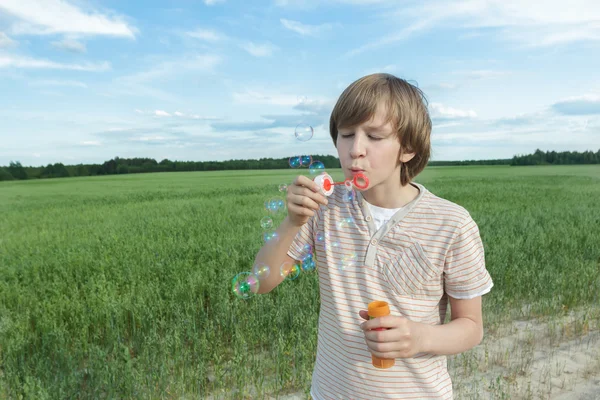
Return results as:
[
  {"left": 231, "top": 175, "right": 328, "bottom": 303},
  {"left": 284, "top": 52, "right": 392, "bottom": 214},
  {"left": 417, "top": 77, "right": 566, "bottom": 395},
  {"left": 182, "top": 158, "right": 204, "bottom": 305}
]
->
[
  {"left": 120, "top": 54, "right": 221, "bottom": 83},
  {"left": 455, "top": 69, "right": 510, "bottom": 80},
  {"left": 232, "top": 90, "right": 302, "bottom": 106},
  {"left": 187, "top": 28, "right": 224, "bottom": 41},
  {"left": 346, "top": 0, "right": 600, "bottom": 56},
  {"left": 0, "top": 55, "right": 110, "bottom": 71},
  {"left": 280, "top": 18, "right": 333, "bottom": 36},
  {"left": 51, "top": 38, "right": 86, "bottom": 53},
  {"left": 551, "top": 94, "right": 600, "bottom": 115},
  {"left": 430, "top": 103, "right": 477, "bottom": 119},
  {"left": 0, "top": 0, "right": 136, "bottom": 38},
  {"left": 29, "top": 79, "right": 88, "bottom": 88},
  {"left": 154, "top": 110, "right": 171, "bottom": 117},
  {"left": 0, "top": 32, "right": 18, "bottom": 48},
  {"left": 240, "top": 41, "right": 277, "bottom": 57},
  {"left": 204, "top": 0, "right": 225, "bottom": 5},
  {"left": 174, "top": 111, "right": 184, "bottom": 117},
  {"left": 81, "top": 141, "right": 101, "bottom": 146}
]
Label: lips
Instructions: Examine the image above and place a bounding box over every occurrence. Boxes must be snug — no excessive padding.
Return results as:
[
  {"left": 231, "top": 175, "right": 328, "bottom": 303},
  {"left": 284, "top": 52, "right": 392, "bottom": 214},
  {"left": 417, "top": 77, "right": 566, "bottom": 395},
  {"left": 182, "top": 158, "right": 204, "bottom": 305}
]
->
[{"left": 350, "top": 168, "right": 364, "bottom": 175}]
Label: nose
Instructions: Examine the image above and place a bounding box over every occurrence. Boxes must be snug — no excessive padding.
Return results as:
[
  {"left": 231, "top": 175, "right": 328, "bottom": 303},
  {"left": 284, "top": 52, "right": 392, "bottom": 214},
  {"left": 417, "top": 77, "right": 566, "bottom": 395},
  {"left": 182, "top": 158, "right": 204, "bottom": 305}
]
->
[{"left": 349, "top": 135, "right": 366, "bottom": 159}]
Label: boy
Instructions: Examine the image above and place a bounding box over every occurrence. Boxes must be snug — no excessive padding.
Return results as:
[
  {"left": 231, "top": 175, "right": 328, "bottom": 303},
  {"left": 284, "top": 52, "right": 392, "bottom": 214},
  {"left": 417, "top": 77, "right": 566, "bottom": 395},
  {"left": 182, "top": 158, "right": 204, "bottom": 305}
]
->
[{"left": 253, "top": 73, "right": 493, "bottom": 399}]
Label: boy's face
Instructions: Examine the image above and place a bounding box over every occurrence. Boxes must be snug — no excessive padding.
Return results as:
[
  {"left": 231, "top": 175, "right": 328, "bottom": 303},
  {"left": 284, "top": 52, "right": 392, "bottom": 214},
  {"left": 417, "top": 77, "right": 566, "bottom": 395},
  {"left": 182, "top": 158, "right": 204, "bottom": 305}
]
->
[{"left": 336, "top": 103, "right": 413, "bottom": 190}]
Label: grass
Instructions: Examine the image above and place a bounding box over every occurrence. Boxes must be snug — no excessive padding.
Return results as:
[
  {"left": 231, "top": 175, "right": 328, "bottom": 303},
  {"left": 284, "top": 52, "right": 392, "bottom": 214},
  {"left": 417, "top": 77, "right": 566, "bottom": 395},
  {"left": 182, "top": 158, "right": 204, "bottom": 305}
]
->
[{"left": 1, "top": 165, "right": 599, "bottom": 399}]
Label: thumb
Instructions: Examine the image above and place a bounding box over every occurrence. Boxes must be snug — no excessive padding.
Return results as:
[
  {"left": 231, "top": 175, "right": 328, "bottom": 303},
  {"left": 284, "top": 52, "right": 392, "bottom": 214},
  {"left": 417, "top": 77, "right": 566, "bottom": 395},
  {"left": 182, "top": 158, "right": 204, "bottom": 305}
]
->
[{"left": 358, "top": 310, "right": 370, "bottom": 321}]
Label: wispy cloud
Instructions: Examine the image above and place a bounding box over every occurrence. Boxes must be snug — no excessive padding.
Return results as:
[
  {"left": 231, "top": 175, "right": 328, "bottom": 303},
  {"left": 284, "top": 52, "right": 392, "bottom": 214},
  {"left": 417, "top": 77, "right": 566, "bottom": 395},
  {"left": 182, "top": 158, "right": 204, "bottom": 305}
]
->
[
  {"left": 280, "top": 18, "right": 334, "bottom": 36},
  {"left": 51, "top": 38, "right": 86, "bottom": 53},
  {"left": 29, "top": 79, "right": 88, "bottom": 88},
  {"left": 429, "top": 102, "right": 477, "bottom": 122},
  {"left": 551, "top": 94, "right": 600, "bottom": 115},
  {"left": 204, "top": 0, "right": 226, "bottom": 5},
  {"left": 187, "top": 28, "right": 225, "bottom": 42},
  {"left": 240, "top": 41, "right": 278, "bottom": 57},
  {"left": 0, "top": 0, "right": 136, "bottom": 38},
  {"left": 119, "top": 54, "right": 221, "bottom": 83},
  {"left": 0, "top": 55, "right": 110, "bottom": 71},
  {"left": 0, "top": 32, "right": 18, "bottom": 48},
  {"left": 346, "top": 0, "right": 600, "bottom": 56}
]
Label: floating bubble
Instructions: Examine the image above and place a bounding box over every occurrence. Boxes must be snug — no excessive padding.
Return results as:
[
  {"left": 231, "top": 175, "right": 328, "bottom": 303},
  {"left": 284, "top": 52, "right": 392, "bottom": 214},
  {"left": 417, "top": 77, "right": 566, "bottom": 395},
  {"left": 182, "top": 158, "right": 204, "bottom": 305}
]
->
[
  {"left": 339, "top": 252, "right": 358, "bottom": 271},
  {"left": 252, "top": 263, "right": 270, "bottom": 280},
  {"left": 295, "top": 124, "right": 314, "bottom": 142},
  {"left": 301, "top": 253, "right": 316, "bottom": 273},
  {"left": 265, "top": 197, "right": 285, "bottom": 214},
  {"left": 263, "top": 230, "right": 279, "bottom": 244},
  {"left": 280, "top": 261, "right": 301, "bottom": 281},
  {"left": 343, "top": 190, "right": 355, "bottom": 202},
  {"left": 260, "top": 216, "right": 273, "bottom": 229},
  {"left": 289, "top": 156, "right": 301, "bottom": 168},
  {"left": 338, "top": 216, "right": 357, "bottom": 230},
  {"left": 316, "top": 232, "right": 326, "bottom": 243},
  {"left": 303, "top": 243, "right": 313, "bottom": 254},
  {"left": 278, "top": 184, "right": 288, "bottom": 192},
  {"left": 309, "top": 161, "right": 325, "bottom": 175},
  {"left": 232, "top": 272, "right": 259, "bottom": 300},
  {"left": 300, "top": 155, "right": 312, "bottom": 167}
]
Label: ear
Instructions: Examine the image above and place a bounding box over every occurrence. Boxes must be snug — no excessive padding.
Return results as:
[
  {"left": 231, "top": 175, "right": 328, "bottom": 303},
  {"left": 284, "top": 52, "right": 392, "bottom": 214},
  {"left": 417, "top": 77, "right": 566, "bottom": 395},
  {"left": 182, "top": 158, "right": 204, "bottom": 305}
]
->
[{"left": 399, "top": 152, "right": 416, "bottom": 163}]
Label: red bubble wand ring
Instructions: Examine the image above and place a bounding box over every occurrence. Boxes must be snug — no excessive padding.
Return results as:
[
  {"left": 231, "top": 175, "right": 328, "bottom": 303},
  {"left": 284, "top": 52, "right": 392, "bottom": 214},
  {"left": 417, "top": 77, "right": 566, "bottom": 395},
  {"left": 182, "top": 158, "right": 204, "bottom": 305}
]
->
[{"left": 313, "top": 172, "right": 369, "bottom": 196}]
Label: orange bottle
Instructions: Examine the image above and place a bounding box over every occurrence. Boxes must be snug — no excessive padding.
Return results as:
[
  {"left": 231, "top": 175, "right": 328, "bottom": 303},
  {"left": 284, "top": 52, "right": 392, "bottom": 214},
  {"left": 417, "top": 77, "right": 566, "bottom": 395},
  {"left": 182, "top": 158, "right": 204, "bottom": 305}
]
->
[{"left": 367, "top": 301, "right": 395, "bottom": 369}]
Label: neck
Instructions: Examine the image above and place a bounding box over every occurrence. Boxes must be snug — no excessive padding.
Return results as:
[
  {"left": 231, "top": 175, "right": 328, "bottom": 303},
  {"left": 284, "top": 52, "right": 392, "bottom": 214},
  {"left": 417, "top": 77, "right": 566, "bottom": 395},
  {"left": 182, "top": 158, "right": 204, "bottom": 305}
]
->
[{"left": 361, "top": 182, "right": 419, "bottom": 209}]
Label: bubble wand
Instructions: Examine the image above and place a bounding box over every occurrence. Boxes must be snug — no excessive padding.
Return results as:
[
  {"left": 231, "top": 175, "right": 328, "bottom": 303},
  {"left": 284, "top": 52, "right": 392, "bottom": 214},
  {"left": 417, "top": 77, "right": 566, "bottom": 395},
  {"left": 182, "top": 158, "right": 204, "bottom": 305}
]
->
[{"left": 313, "top": 172, "right": 369, "bottom": 196}]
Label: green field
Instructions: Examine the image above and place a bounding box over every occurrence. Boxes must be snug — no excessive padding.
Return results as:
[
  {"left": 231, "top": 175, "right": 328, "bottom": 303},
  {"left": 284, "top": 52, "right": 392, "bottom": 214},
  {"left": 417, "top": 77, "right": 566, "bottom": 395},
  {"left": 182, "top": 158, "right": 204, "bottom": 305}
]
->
[{"left": 1, "top": 165, "right": 599, "bottom": 399}]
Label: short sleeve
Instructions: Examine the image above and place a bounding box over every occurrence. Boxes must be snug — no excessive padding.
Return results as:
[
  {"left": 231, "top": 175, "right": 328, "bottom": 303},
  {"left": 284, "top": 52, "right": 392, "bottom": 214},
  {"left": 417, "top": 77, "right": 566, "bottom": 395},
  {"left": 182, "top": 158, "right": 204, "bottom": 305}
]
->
[
  {"left": 287, "top": 215, "right": 317, "bottom": 263},
  {"left": 444, "top": 214, "right": 493, "bottom": 299}
]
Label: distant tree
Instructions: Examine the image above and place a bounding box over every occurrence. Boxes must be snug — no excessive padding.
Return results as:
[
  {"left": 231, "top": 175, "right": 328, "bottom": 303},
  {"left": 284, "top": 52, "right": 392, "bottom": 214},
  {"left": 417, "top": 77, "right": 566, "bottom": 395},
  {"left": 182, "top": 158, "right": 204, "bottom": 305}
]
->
[
  {"left": 7, "top": 161, "right": 28, "bottom": 180},
  {"left": 0, "top": 167, "right": 14, "bottom": 181}
]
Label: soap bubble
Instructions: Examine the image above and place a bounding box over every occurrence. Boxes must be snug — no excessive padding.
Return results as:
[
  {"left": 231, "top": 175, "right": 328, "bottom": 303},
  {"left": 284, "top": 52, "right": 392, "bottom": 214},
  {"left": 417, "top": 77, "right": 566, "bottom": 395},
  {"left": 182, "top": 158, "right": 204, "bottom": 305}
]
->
[
  {"left": 232, "top": 272, "right": 259, "bottom": 300},
  {"left": 338, "top": 216, "right": 357, "bottom": 230},
  {"left": 278, "top": 184, "right": 288, "bottom": 192},
  {"left": 309, "top": 161, "right": 325, "bottom": 175},
  {"left": 301, "top": 253, "right": 316, "bottom": 273},
  {"left": 280, "top": 261, "right": 301, "bottom": 281},
  {"left": 343, "top": 189, "right": 355, "bottom": 202},
  {"left": 252, "top": 263, "right": 270, "bottom": 280},
  {"left": 289, "top": 156, "right": 301, "bottom": 168},
  {"left": 260, "top": 216, "right": 273, "bottom": 229},
  {"left": 265, "top": 197, "right": 285, "bottom": 214},
  {"left": 300, "top": 155, "right": 312, "bottom": 167},
  {"left": 263, "top": 230, "right": 279, "bottom": 244},
  {"left": 295, "top": 124, "right": 314, "bottom": 142},
  {"left": 339, "top": 252, "right": 358, "bottom": 271}
]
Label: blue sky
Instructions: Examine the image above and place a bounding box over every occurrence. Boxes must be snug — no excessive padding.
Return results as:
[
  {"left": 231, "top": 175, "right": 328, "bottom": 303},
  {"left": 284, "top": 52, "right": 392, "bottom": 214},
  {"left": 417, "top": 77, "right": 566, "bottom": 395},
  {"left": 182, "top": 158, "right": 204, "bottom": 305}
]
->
[{"left": 1, "top": 0, "right": 599, "bottom": 166}]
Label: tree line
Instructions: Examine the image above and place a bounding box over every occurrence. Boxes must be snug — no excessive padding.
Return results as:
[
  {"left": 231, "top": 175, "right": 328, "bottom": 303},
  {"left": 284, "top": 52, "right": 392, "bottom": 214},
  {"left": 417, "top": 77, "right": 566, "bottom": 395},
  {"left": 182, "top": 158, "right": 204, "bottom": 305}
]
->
[{"left": 1, "top": 149, "right": 598, "bottom": 181}]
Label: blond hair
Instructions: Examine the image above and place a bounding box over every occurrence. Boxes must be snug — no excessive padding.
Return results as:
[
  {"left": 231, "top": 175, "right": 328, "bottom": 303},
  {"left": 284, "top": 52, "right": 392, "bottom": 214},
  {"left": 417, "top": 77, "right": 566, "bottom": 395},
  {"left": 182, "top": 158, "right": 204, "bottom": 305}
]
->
[{"left": 329, "top": 73, "right": 432, "bottom": 186}]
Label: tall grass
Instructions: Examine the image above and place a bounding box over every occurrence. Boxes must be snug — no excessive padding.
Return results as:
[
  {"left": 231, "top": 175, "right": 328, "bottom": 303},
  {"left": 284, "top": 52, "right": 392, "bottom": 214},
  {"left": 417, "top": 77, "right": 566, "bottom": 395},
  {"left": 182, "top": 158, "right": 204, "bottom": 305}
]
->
[{"left": 0, "top": 165, "right": 599, "bottom": 398}]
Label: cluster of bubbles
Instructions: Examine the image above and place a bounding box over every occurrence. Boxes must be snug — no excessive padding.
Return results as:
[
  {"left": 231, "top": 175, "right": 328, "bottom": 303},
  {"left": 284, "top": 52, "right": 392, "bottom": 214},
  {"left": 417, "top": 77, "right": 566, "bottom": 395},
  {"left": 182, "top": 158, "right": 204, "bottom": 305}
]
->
[{"left": 231, "top": 123, "right": 321, "bottom": 300}]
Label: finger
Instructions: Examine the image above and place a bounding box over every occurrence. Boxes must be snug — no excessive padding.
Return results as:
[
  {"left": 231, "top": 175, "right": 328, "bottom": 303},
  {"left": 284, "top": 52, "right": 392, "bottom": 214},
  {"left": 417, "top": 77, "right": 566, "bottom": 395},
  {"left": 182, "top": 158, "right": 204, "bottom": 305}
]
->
[
  {"left": 293, "top": 175, "right": 320, "bottom": 192},
  {"left": 287, "top": 203, "right": 315, "bottom": 218},
  {"left": 289, "top": 193, "right": 321, "bottom": 211},
  {"left": 361, "top": 316, "right": 404, "bottom": 331},
  {"left": 365, "top": 340, "right": 397, "bottom": 354},
  {"left": 364, "top": 328, "right": 392, "bottom": 343},
  {"left": 289, "top": 188, "right": 328, "bottom": 207},
  {"left": 358, "top": 310, "right": 369, "bottom": 321}
]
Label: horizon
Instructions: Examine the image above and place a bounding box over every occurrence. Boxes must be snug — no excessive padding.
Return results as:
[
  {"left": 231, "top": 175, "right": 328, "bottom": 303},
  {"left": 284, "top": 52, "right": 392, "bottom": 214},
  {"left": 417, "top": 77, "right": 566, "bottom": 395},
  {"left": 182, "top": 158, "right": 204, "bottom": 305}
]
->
[{"left": 1, "top": 0, "right": 599, "bottom": 166}]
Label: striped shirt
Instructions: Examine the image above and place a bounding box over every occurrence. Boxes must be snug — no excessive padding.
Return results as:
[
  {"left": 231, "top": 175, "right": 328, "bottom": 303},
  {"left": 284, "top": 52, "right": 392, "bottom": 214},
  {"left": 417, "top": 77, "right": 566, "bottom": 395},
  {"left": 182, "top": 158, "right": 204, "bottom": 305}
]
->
[{"left": 287, "top": 181, "right": 494, "bottom": 399}]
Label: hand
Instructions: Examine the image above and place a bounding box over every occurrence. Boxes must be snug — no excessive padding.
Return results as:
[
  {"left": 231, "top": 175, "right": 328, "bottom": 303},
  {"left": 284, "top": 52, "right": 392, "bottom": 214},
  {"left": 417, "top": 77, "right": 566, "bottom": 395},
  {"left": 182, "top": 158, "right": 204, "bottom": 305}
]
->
[
  {"left": 358, "top": 310, "right": 427, "bottom": 359},
  {"left": 286, "top": 175, "right": 328, "bottom": 227}
]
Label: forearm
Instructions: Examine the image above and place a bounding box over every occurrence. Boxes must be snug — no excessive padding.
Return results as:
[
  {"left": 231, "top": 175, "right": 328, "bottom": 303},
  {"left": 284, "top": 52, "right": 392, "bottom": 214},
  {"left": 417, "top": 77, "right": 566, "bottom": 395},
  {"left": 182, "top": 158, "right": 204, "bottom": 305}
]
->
[
  {"left": 421, "top": 318, "right": 483, "bottom": 356},
  {"left": 254, "top": 216, "right": 302, "bottom": 294}
]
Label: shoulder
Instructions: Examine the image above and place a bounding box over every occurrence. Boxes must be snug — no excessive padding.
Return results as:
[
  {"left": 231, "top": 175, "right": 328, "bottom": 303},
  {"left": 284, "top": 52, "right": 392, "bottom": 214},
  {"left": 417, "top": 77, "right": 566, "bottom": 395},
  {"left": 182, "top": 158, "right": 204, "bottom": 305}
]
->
[{"left": 412, "top": 183, "right": 474, "bottom": 228}]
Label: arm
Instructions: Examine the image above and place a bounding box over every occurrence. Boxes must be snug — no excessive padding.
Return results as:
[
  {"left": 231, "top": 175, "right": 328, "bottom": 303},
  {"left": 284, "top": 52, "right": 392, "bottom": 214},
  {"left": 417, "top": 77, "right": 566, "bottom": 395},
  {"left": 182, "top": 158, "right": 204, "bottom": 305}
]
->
[
  {"left": 360, "top": 295, "right": 485, "bottom": 358},
  {"left": 420, "top": 295, "right": 484, "bottom": 355},
  {"left": 254, "top": 216, "right": 302, "bottom": 294},
  {"left": 253, "top": 175, "right": 328, "bottom": 294}
]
